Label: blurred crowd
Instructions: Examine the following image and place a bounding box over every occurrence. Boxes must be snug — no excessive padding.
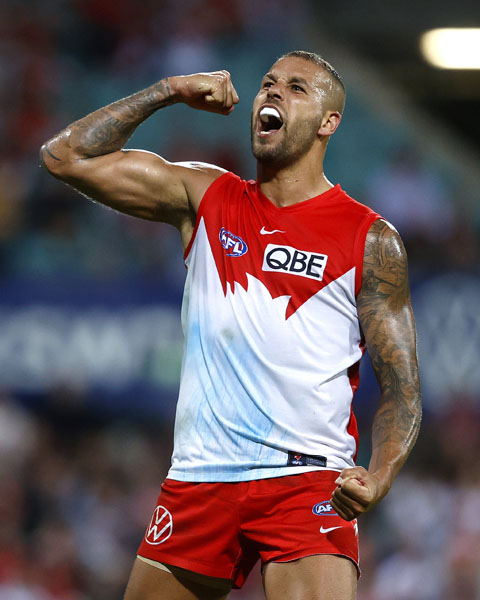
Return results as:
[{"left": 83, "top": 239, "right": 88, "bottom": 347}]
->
[
  {"left": 2, "top": 0, "right": 480, "bottom": 598},
  {"left": 362, "top": 146, "right": 479, "bottom": 276},
  {"left": 0, "top": 396, "right": 170, "bottom": 600}
]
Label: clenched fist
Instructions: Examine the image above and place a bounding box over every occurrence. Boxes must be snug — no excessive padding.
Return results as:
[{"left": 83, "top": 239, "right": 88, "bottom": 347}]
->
[
  {"left": 170, "top": 70, "right": 239, "bottom": 115},
  {"left": 330, "top": 466, "right": 388, "bottom": 521}
]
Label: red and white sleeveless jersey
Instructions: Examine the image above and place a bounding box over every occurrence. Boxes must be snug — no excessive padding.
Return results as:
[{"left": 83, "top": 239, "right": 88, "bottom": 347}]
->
[{"left": 168, "top": 173, "right": 381, "bottom": 482}]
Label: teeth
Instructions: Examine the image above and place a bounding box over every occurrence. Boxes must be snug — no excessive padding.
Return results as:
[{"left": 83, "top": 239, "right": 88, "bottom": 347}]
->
[{"left": 260, "top": 107, "right": 282, "bottom": 123}]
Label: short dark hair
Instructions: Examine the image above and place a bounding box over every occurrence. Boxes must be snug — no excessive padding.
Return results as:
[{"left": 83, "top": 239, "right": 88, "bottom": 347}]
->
[{"left": 279, "top": 50, "right": 346, "bottom": 95}]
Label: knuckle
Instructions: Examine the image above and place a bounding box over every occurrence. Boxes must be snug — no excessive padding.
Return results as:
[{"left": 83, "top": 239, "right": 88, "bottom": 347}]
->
[{"left": 351, "top": 466, "right": 365, "bottom": 475}]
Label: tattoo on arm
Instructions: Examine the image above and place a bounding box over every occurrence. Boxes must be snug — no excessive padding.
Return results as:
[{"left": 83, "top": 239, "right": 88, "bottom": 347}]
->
[
  {"left": 357, "top": 219, "right": 422, "bottom": 477},
  {"left": 68, "top": 78, "right": 174, "bottom": 158}
]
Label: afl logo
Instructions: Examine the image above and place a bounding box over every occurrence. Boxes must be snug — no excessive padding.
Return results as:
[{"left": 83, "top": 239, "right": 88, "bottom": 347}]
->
[
  {"left": 219, "top": 227, "right": 248, "bottom": 257},
  {"left": 312, "top": 501, "right": 337, "bottom": 516},
  {"left": 145, "top": 505, "right": 173, "bottom": 545}
]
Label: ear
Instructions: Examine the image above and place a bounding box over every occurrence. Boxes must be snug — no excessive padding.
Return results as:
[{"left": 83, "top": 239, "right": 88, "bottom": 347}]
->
[{"left": 318, "top": 110, "right": 342, "bottom": 137}]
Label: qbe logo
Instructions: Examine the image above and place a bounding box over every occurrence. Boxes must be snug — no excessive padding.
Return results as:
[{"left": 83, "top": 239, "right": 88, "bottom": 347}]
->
[
  {"left": 145, "top": 505, "right": 173, "bottom": 545},
  {"left": 262, "top": 244, "right": 328, "bottom": 281},
  {"left": 219, "top": 228, "right": 248, "bottom": 257}
]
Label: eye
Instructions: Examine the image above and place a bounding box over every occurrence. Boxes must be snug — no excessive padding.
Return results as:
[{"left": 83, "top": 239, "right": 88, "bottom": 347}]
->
[
  {"left": 291, "top": 84, "right": 305, "bottom": 92},
  {"left": 262, "top": 81, "right": 273, "bottom": 89}
]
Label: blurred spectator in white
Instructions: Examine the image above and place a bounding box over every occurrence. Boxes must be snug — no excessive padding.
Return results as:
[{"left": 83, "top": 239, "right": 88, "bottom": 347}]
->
[
  {"left": 365, "top": 146, "right": 456, "bottom": 243},
  {"left": 0, "top": 396, "right": 38, "bottom": 465}
]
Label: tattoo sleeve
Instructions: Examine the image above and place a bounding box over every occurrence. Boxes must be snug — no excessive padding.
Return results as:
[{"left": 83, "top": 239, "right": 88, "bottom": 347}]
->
[
  {"left": 357, "top": 219, "right": 422, "bottom": 491},
  {"left": 46, "top": 78, "right": 174, "bottom": 160}
]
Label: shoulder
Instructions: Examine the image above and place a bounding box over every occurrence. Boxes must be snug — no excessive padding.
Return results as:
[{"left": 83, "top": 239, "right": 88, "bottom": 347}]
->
[
  {"left": 170, "top": 161, "right": 230, "bottom": 213},
  {"left": 359, "top": 219, "right": 410, "bottom": 311},
  {"left": 364, "top": 219, "right": 406, "bottom": 266},
  {"left": 172, "top": 160, "right": 229, "bottom": 186},
  {"left": 173, "top": 161, "right": 228, "bottom": 176}
]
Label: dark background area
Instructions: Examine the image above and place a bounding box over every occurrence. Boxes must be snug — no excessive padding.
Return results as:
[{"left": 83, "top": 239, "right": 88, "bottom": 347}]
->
[{"left": 1, "top": 1, "right": 480, "bottom": 599}]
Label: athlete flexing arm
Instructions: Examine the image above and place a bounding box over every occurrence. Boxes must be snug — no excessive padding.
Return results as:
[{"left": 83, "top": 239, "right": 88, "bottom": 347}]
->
[
  {"left": 331, "top": 219, "right": 422, "bottom": 521},
  {"left": 40, "top": 71, "right": 239, "bottom": 249}
]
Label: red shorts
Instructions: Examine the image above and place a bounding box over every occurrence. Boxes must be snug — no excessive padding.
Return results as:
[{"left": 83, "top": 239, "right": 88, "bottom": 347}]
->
[{"left": 137, "top": 470, "right": 359, "bottom": 589}]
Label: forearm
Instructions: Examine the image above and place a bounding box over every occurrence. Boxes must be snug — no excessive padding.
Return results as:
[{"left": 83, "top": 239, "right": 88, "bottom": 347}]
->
[
  {"left": 331, "top": 221, "right": 422, "bottom": 520},
  {"left": 368, "top": 387, "right": 422, "bottom": 497},
  {"left": 41, "top": 70, "right": 238, "bottom": 177},
  {"left": 41, "top": 78, "right": 176, "bottom": 164},
  {"left": 39, "top": 70, "right": 237, "bottom": 222}
]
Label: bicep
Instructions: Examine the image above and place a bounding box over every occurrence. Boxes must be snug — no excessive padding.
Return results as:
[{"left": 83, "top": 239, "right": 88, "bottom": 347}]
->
[
  {"left": 58, "top": 149, "right": 189, "bottom": 224},
  {"left": 357, "top": 220, "right": 419, "bottom": 395},
  {"left": 56, "top": 150, "right": 225, "bottom": 228}
]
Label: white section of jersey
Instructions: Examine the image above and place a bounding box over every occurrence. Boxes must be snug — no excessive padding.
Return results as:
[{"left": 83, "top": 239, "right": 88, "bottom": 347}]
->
[{"left": 168, "top": 218, "right": 362, "bottom": 482}]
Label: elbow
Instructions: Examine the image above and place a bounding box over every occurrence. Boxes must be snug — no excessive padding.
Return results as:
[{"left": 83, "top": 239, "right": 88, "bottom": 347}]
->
[
  {"left": 39, "top": 142, "right": 61, "bottom": 175},
  {"left": 415, "top": 393, "right": 423, "bottom": 425},
  {"left": 40, "top": 131, "right": 76, "bottom": 178}
]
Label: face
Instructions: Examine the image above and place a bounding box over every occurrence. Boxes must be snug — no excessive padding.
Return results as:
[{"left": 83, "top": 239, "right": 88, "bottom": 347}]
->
[{"left": 251, "top": 57, "right": 335, "bottom": 168}]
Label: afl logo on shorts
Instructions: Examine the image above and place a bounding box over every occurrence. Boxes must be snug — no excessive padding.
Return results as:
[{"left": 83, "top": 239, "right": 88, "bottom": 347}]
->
[
  {"left": 145, "top": 505, "right": 173, "bottom": 545},
  {"left": 219, "top": 227, "right": 248, "bottom": 257},
  {"left": 312, "top": 501, "right": 337, "bottom": 516}
]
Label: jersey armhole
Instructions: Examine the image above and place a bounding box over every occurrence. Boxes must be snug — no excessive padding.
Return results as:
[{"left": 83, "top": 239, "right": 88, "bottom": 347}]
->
[
  {"left": 183, "top": 171, "right": 236, "bottom": 261},
  {"left": 353, "top": 214, "right": 383, "bottom": 297}
]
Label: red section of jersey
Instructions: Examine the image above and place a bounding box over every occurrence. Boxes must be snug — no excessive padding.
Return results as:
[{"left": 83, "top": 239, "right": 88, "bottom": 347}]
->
[
  {"left": 137, "top": 471, "right": 359, "bottom": 588},
  {"left": 347, "top": 356, "right": 363, "bottom": 462},
  {"left": 187, "top": 173, "right": 380, "bottom": 320}
]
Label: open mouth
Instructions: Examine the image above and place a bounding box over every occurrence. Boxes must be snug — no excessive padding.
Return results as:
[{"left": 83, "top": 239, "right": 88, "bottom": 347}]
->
[{"left": 258, "top": 106, "right": 284, "bottom": 136}]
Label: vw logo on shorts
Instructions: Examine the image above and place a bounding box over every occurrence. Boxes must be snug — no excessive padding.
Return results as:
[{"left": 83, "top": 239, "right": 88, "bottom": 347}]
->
[{"left": 145, "top": 505, "right": 173, "bottom": 545}]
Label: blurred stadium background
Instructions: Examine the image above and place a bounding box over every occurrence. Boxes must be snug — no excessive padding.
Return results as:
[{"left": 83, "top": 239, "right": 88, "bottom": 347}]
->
[{"left": 1, "top": 1, "right": 480, "bottom": 598}]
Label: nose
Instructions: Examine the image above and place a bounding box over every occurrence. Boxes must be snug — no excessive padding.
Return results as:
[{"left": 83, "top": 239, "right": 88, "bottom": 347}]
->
[{"left": 267, "top": 82, "right": 283, "bottom": 100}]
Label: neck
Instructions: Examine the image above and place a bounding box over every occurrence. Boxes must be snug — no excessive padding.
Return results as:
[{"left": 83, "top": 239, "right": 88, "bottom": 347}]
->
[{"left": 256, "top": 152, "right": 333, "bottom": 208}]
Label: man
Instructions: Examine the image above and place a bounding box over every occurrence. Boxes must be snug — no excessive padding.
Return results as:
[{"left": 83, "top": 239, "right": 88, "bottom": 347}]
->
[{"left": 41, "top": 51, "right": 421, "bottom": 600}]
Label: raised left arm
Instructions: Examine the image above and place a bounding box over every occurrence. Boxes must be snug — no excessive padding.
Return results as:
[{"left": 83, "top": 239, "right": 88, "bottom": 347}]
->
[{"left": 330, "top": 219, "right": 421, "bottom": 521}]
